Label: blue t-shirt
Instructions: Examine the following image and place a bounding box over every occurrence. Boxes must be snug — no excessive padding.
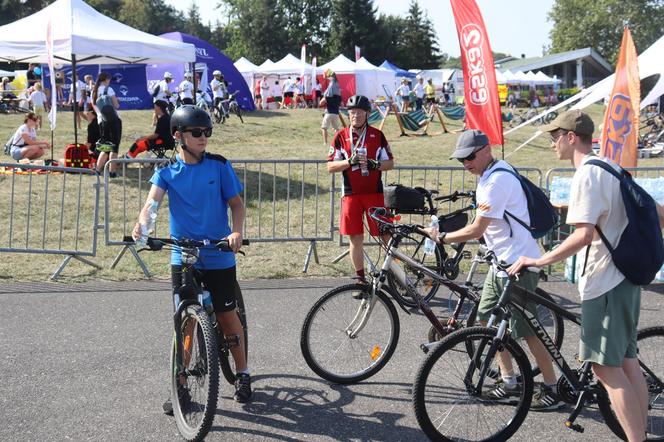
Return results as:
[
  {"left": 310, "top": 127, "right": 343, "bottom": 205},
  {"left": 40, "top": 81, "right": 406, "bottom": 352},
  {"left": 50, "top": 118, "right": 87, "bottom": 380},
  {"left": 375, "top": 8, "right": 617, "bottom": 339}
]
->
[{"left": 150, "top": 153, "right": 243, "bottom": 269}]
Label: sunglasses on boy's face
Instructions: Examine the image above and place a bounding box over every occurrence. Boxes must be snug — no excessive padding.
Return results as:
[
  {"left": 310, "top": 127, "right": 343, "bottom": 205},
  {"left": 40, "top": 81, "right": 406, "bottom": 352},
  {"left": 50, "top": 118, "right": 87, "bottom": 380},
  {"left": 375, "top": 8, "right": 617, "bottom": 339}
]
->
[
  {"left": 457, "top": 144, "right": 487, "bottom": 163},
  {"left": 183, "top": 128, "right": 213, "bottom": 138}
]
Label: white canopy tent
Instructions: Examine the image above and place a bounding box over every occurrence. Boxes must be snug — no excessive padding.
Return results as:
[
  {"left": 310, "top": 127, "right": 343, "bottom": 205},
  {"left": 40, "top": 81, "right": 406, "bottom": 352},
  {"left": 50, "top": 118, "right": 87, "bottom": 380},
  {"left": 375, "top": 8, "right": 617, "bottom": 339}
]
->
[
  {"left": 257, "top": 59, "right": 275, "bottom": 72},
  {"left": 234, "top": 56, "right": 259, "bottom": 96},
  {"left": 573, "top": 33, "right": 664, "bottom": 109},
  {"left": 0, "top": 0, "right": 195, "bottom": 143},
  {"left": 355, "top": 57, "right": 397, "bottom": 100},
  {"left": 0, "top": 0, "right": 195, "bottom": 65},
  {"left": 263, "top": 53, "right": 313, "bottom": 76}
]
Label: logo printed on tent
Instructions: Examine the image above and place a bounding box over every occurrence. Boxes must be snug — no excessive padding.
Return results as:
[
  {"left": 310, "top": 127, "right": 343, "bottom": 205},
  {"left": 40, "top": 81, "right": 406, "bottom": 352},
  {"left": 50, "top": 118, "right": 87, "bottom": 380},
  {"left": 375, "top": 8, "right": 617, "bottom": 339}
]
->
[{"left": 119, "top": 85, "right": 129, "bottom": 96}]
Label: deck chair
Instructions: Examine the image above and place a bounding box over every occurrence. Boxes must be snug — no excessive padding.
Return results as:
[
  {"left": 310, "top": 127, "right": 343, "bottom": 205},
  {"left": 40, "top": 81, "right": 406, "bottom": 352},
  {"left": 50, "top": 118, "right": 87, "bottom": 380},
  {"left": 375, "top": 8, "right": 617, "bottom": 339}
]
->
[
  {"left": 392, "top": 103, "right": 448, "bottom": 136},
  {"left": 440, "top": 106, "right": 465, "bottom": 121}
]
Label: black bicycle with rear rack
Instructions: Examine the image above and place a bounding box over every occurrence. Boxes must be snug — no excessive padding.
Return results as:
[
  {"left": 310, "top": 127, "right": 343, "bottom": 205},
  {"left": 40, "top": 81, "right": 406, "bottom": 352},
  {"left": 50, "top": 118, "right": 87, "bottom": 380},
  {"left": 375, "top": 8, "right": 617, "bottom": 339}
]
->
[
  {"left": 412, "top": 253, "right": 664, "bottom": 442},
  {"left": 299, "top": 207, "right": 563, "bottom": 385},
  {"left": 213, "top": 90, "right": 243, "bottom": 124},
  {"left": 125, "top": 235, "right": 249, "bottom": 442}
]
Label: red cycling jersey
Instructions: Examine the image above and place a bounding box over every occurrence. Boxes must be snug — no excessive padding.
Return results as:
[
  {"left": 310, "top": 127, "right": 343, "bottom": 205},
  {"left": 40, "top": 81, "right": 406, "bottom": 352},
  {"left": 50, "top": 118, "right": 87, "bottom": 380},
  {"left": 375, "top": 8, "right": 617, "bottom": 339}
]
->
[{"left": 327, "top": 125, "right": 393, "bottom": 195}]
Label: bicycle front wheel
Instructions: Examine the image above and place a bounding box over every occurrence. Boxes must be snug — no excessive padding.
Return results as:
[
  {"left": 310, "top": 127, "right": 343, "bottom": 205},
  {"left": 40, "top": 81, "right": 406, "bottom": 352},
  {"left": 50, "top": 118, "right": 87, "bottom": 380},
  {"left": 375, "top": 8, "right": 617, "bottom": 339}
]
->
[
  {"left": 171, "top": 305, "right": 220, "bottom": 442},
  {"left": 413, "top": 326, "right": 533, "bottom": 442},
  {"left": 219, "top": 281, "right": 249, "bottom": 385},
  {"left": 598, "top": 326, "right": 664, "bottom": 441},
  {"left": 300, "top": 284, "right": 400, "bottom": 384}
]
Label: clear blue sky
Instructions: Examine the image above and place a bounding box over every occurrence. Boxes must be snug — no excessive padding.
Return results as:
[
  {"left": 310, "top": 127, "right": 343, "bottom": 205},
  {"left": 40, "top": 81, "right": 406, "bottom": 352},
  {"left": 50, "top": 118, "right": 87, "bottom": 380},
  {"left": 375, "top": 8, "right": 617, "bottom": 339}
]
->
[{"left": 165, "top": 0, "right": 555, "bottom": 58}]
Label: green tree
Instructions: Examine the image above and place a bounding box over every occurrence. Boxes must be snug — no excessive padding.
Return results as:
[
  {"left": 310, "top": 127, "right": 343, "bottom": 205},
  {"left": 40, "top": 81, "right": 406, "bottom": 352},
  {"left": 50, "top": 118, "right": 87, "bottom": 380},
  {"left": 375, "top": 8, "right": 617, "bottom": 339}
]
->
[
  {"left": 399, "top": 0, "right": 441, "bottom": 69},
  {"left": 328, "top": 0, "right": 379, "bottom": 62},
  {"left": 548, "top": 0, "right": 664, "bottom": 64},
  {"left": 370, "top": 14, "right": 408, "bottom": 65},
  {"left": 281, "top": 0, "right": 332, "bottom": 58},
  {"left": 0, "top": 0, "right": 52, "bottom": 26},
  {"left": 218, "top": 0, "right": 289, "bottom": 62},
  {"left": 185, "top": 1, "right": 212, "bottom": 40}
]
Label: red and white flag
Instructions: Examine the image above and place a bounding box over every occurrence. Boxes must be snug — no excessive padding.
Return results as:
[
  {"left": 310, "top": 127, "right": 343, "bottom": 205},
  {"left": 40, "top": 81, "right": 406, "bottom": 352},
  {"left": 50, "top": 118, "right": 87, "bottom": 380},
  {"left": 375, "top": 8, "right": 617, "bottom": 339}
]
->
[
  {"left": 600, "top": 26, "right": 640, "bottom": 167},
  {"left": 46, "top": 19, "right": 57, "bottom": 130},
  {"left": 354, "top": 46, "right": 361, "bottom": 62},
  {"left": 450, "top": 0, "right": 503, "bottom": 145}
]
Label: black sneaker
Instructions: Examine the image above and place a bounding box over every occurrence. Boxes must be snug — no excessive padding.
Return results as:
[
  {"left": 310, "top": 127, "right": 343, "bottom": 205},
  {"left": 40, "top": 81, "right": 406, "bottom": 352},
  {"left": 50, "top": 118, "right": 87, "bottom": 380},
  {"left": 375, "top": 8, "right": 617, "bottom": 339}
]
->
[
  {"left": 234, "top": 373, "right": 252, "bottom": 403},
  {"left": 162, "top": 384, "right": 190, "bottom": 415},
  {"left": 530, "top": 384, "right": 565, "bottom": 412},
  {"left": 484, "top": 380, "right": 521, "bottom": 403}
]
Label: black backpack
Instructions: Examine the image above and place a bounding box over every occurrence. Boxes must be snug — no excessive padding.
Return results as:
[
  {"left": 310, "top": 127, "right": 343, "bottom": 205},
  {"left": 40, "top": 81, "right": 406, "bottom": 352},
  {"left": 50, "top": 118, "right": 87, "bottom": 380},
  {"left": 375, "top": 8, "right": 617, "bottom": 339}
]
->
[
  {"left": 583, "top": 159, "right": 664, "bottom": 285},
  {"left": 95, "top": 88, "right": 118, "bottom": 124},
  {"left": 487, "top": 166, "right": 558, "bottom": 239}
]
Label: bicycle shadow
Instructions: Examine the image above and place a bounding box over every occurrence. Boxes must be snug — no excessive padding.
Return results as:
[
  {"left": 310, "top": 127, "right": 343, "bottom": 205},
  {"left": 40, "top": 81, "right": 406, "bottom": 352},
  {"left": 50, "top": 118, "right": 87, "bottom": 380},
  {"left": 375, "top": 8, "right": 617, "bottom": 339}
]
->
[{"left": 211, "top": 373, "right": 427, "bottom": 441}]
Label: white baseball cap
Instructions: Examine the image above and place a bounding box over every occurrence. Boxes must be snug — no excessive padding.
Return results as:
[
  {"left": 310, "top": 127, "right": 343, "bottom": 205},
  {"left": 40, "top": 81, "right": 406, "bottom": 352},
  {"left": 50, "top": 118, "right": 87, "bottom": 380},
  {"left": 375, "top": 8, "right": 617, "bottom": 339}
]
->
[
  {"left": 213, "top": 70, "right": 222, "bottom": 76},
  {"left": 184, "top": 72, "right": 192, "bottom": 78},
  {"left": 164, "top": 71, "right": 173, "bottom": 79}
]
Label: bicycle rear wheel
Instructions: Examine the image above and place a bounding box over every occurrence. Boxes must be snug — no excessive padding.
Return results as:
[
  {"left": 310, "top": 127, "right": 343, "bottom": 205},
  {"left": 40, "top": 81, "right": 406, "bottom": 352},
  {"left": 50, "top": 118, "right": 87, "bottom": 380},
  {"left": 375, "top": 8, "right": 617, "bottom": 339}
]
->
[
  {"left": 413, "top": 326, "right": 533, "bottom": 441},
  {"left": 598, "top": 326, "right": 664, "bottom": 441},
  {"left": 171, "top": 305, "right": 220, "bottom": 442},
  {"left": 232, "top": 103, "right": 244, "bottom": 123},
  {"left": 219, "top": 281, "right": 249, "bottom": 385},
  {"left": 300, "top": 283, "right": 400, "bottom": 384},
  {"left": 387, "top": 239, "right": 443, "bottom": 308}
]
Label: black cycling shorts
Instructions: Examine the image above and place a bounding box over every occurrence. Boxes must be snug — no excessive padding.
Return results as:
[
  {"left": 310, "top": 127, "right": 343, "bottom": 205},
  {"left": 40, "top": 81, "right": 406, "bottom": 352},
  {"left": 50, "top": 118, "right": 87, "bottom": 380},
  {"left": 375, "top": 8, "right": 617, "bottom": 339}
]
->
[{"left": 171, "top": 265, "right": 240, "bottom": 312}]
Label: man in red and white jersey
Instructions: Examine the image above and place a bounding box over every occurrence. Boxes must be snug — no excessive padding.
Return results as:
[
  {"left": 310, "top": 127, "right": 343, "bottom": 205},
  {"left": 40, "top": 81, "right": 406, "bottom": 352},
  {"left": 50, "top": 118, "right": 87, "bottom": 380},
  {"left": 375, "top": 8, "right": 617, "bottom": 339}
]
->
[{"left": 327, "top": 95, "right": 394, "bottom": 282}]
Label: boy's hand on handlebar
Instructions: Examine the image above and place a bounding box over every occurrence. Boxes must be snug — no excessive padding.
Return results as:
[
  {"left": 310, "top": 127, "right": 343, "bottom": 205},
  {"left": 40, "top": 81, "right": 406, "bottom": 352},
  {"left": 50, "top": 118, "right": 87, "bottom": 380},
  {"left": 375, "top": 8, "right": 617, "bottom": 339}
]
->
[
  {"left": 422, "top": 226, "right": 440, "bottom": 243},
  {"left": 226, "top": 232, "right": 243, "bottom": 253},
  {"left": 507, "top": 256, "right": 540, "bottom": 276}
]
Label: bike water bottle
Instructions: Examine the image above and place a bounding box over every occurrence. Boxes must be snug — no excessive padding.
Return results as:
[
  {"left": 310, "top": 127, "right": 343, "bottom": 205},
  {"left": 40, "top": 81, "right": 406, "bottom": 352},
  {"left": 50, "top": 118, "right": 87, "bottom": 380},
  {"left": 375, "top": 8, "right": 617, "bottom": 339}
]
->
[
  {"left": 423, "top": 215, "right": 439, "bottom": 255},
  {"left": 357, "top": 146, "right": 369, "bottom": 176},
  {"left": 199, "top": 290, "right": 214, "bottom": 314},
  {"left": 136, "top": 199, "right": 159, "bottom": 247}
]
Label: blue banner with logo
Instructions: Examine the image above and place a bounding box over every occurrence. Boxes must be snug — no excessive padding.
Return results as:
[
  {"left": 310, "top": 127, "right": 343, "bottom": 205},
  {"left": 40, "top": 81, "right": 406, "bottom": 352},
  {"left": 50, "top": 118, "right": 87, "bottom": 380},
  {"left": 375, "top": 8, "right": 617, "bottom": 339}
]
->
[{"left": 101, "top": 64, "right": 152, "bottom": 110}]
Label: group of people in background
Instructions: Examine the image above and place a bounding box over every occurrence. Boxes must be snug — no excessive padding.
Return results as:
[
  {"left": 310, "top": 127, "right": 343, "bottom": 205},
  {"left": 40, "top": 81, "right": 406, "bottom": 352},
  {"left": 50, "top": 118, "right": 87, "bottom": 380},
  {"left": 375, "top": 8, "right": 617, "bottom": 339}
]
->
[{"left": 253, "top": 75, "right": 312, "bottom": 110}]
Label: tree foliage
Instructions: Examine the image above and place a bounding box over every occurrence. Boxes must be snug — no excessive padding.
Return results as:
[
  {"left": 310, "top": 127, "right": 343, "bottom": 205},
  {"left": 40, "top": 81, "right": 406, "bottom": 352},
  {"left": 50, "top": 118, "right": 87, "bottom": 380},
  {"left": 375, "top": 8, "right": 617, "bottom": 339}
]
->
[{"left": 548, "top": 0, "right": 664, "bottom": 64}]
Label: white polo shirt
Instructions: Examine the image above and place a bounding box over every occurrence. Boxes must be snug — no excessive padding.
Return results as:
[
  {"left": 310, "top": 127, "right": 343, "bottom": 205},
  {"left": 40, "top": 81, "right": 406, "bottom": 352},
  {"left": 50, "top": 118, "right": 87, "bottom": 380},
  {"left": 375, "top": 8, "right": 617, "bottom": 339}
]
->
[{"left": 476, "top": 160, "right": 542, "bottom": 267}]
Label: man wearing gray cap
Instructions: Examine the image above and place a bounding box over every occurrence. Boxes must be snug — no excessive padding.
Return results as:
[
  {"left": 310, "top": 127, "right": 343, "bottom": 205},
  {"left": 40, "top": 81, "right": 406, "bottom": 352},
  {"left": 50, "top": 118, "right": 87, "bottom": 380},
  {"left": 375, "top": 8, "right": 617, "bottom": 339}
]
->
[
  {"left": 509, "top": 109, "right": 664, "bottom": 440},
  {"left": 426, "top": 128, "right": 562, "bottom": 410}
]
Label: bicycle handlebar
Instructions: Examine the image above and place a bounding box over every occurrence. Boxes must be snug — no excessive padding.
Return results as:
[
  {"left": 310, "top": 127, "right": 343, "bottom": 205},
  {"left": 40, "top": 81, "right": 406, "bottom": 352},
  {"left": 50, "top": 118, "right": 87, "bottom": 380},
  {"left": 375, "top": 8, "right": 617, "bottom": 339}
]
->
[
  {"left": 434, "top": 190, "right": 475, "bottom": 203},
  {"left": 123, "top": 236, "right": 249, "bottom": 253}
]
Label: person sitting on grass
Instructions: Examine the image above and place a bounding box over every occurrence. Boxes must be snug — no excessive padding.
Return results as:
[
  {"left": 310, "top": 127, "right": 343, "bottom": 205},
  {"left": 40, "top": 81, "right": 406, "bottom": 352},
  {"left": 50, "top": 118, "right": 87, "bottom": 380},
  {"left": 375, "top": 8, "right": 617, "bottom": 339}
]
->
[
  {"left": 7, "top": 112, "right": 49, "bottom": 162},
  {"left": 125, "top": 100, "right": 174, "bottom": 159}
]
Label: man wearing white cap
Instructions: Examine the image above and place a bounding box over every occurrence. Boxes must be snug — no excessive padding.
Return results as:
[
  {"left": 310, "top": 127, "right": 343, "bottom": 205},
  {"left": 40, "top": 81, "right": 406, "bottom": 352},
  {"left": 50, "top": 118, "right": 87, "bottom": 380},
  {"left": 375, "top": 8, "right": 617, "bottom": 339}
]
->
[{"left": 178, "top": 72, "right": 194, "bottom": 105}]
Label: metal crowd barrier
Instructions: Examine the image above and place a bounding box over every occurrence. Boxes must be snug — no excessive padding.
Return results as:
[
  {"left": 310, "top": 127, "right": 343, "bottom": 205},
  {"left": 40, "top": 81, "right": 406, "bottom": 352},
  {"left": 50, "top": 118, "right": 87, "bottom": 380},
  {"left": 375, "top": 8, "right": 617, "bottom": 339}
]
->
[
  {"left": 0, "top": 162, "right": 101, "bottom": 279},
  {"left": 104, "top": 158, "right": 336, "bottom": 276},
  {"left": 333, "top": 165, "right": 543, "bottom": 269}
]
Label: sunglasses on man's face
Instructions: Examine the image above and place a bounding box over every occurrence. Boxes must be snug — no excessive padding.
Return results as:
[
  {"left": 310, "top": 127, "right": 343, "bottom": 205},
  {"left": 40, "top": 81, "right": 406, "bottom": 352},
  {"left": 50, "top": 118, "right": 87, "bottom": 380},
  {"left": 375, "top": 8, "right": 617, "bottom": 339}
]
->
[
  {"left": 457, "top": 144, "right": 487, "bottom": 163},
  {"left": 183, "top": 128, "right": 213, "bottom": 138}
]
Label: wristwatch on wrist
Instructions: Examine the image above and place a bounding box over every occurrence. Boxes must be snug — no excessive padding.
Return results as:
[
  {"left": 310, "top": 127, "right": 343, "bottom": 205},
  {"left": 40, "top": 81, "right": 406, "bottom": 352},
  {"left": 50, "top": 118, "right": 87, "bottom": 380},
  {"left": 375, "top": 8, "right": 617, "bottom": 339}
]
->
[
  {"left": 347, "top": 158, "right": 352, "bottom": 167},
  {"left": 438, "top": 232, "right": 447, "bottom": 243}
]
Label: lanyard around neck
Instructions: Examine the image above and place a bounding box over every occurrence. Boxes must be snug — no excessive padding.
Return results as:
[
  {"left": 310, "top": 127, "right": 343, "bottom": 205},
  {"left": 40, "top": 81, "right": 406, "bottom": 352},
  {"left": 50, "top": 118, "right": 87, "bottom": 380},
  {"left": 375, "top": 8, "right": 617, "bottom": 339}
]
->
[{"left": 349, "top": 126, "right": 367, "bottom": 154}]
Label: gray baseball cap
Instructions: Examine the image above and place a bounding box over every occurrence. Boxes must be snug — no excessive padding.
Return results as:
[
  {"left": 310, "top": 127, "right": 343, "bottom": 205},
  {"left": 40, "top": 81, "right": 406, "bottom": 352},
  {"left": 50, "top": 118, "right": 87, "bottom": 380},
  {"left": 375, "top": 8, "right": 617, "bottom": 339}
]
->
[{"left": 450, "top": 129, "right": 490, "bottom": 159}]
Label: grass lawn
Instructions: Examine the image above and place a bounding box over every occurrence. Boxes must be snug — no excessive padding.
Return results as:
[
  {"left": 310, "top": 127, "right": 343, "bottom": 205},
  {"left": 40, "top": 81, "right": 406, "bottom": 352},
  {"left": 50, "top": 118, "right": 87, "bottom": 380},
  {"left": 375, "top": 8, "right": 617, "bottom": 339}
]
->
[{"left": 0, "top": 104, "right": 658, "bottom": 282}]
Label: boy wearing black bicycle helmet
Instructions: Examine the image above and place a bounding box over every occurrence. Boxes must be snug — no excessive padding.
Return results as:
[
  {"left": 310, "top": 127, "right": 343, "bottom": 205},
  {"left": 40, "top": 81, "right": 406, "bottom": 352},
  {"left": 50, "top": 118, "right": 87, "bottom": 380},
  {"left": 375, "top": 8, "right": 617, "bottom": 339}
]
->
[{"left": 132, "top": 105, "right": 252, "bottom": 407}]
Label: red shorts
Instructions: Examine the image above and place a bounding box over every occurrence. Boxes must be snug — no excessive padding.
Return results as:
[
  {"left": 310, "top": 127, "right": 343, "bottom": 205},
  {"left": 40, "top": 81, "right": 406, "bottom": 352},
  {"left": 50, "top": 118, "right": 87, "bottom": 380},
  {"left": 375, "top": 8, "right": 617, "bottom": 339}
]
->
[{"left": 340, "top": 193, "right": 385, "bottom": 236}]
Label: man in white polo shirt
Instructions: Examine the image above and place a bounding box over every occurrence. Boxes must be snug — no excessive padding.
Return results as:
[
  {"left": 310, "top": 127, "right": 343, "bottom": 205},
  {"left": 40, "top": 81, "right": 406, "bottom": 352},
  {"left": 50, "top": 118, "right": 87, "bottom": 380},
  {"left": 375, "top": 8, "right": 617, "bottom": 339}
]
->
[{"left": 427, "top": 129, "right": 563, "bottom": 411}]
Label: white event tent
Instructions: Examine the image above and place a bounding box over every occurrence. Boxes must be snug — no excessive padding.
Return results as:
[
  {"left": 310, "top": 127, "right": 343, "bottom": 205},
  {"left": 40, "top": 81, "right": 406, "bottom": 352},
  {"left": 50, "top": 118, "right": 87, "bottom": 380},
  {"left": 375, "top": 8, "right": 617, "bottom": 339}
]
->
[
  {"left": 0, "top": 0, "right": 195, "bottom": 141},
  {"left": 318, "top": 54, "right": 396, "bottom": 101},
  {"left": 234, "top": 56, "right": 259, "bottom": 95}
]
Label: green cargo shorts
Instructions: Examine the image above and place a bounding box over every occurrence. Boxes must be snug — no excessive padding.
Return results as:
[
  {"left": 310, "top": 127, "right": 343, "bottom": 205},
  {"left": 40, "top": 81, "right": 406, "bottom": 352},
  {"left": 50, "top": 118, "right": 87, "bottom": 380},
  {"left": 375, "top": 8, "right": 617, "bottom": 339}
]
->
[
  {"left": 580, "top": 278, "right": 641, "bottom": 367},
  {"left": 477, "top": 267, "right": 540, "bottom": 339}
]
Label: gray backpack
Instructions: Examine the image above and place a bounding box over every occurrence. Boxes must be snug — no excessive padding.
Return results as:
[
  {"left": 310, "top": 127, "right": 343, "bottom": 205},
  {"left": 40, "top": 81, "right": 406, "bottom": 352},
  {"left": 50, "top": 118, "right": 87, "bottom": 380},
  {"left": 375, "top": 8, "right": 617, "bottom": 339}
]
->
[{"left": 4, "top": 134, "right": 14, "bottom": 155}]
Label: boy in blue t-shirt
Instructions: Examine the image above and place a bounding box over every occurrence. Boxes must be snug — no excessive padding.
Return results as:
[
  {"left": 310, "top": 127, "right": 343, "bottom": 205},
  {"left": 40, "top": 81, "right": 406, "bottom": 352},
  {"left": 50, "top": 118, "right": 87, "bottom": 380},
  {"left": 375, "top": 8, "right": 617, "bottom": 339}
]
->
[{"left": 132, "top": 105, "right": 251, "bottom": 408}]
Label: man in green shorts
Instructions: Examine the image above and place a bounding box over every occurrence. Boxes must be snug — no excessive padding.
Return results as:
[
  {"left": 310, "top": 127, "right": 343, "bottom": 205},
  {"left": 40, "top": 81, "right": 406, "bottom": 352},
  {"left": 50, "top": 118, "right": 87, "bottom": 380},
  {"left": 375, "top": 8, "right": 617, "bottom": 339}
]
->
[
  {"left": 509, "top": 109, "right": 664, "bottom": 441},
  {"left": 426, "top": 129, "right": 562, "bottom": 411}
]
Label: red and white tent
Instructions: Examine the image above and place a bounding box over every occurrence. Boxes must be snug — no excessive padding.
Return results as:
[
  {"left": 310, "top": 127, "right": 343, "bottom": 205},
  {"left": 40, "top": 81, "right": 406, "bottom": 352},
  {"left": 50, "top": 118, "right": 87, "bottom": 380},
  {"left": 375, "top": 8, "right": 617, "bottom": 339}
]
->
[{"left": 318, "top": 54, "right": 396, "bottom": 101}]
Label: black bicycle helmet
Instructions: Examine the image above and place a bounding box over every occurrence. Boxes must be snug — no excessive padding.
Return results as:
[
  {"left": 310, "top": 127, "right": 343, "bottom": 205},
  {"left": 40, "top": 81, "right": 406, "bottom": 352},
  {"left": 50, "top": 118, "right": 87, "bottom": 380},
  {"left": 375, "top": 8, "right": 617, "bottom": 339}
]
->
[
  {"left": 346, "top": 95, "right": 372, "bottom": 112},
  {"left": 170, "top": 105, "right": 212, "bottom": 134}
]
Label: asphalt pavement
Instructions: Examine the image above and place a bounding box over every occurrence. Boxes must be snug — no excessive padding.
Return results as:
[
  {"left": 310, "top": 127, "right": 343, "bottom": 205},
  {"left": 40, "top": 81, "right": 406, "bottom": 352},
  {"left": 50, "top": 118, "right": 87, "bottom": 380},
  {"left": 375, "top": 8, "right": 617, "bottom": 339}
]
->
[{"left": 1, "top": 276, "right": 663, "bottom": 441}]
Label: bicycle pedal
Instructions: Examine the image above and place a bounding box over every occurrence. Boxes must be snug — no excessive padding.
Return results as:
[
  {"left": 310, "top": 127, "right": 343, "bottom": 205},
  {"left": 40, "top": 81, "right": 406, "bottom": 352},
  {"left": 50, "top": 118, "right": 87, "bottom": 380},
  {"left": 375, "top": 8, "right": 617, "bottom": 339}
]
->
[{"left": 564, "top": 421, "right": 584, "bottom": 433}]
